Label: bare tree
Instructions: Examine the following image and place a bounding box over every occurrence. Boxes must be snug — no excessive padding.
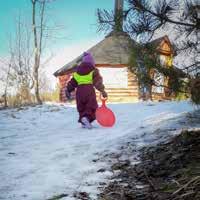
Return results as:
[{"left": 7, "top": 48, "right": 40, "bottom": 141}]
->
[
  {"left": 0, "top": 0, "right": 59, "bottom": 107},
  {"left": 0, "top": 58, "right": 12, "bottom": 107},
  {"left": 31, "top": 0, "right": 46, "bottom": 104},
  {"left": 0, "top": 16, "right": 35, "bottom": 107},
  {"left": 9, "top": 16, "right": 34, "bottom": 105},
  {"left": 30, "top": 0, "right": 59, "bottom": 104}
]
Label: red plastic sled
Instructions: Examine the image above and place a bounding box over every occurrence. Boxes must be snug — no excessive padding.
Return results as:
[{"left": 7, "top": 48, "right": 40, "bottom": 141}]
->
[{"left": 96, "top": 97, "right": 116, "bottom": 127}]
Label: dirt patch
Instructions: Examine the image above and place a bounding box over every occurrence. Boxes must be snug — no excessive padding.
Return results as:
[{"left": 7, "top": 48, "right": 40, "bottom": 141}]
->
[{"left": 98, "top": 129, "right": 200, "bottom": 200}]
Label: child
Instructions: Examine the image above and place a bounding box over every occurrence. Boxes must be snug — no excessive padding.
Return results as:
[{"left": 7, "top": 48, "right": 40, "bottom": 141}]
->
[{"left": 65, "top": 52, "right": 107, "bottom": 129}]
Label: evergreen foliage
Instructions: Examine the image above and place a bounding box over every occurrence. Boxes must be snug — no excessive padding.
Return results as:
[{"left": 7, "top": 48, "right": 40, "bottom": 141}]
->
[{"left": 97, "top": 0, "right": 200, "bottom": 104}]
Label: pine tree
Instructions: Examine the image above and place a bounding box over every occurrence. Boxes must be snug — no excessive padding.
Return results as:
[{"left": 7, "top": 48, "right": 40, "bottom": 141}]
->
[{"left": 97, "top": 0, "right": 200, "bottom": 104}]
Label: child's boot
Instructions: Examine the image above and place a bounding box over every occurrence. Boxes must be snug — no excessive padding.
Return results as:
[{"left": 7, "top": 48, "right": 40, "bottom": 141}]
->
[{"left": 81, "top": 117, "right": 92, "bottom": 129}]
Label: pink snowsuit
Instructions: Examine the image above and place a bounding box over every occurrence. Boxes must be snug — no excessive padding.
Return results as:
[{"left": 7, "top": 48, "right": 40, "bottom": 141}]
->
[{"left": 66, "top": 52, "right": 106, "bottom": 123}]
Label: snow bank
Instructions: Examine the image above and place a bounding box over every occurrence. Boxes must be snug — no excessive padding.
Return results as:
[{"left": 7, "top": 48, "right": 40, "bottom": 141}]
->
[{"left": 0, "top": 101, "right": 198, "bottom": 200}]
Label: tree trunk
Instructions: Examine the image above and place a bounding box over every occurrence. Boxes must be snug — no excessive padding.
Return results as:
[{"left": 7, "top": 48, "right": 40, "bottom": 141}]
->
[
  {"left": 3, "top": 94, "right": 8, "bottom": 108},
  {"left": 3, "top": 63, "right": 11, "bottom": 108},
  {"left": 33, "top": 61, "right": 42, "bottom": 104},
  {"left": 32, "top": 0, "right": 42, "bottom": 104}
]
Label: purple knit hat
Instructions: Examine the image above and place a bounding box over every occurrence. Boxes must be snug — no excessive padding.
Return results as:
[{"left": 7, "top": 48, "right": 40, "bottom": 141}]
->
[{"left": 82, "top": 52, "right": 95, "bottom": 66}]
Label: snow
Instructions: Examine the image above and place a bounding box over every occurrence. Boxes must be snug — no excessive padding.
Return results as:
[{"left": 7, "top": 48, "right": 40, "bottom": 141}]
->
[{"left": 0, "top": 100, "right": 199, "bottom": 200}]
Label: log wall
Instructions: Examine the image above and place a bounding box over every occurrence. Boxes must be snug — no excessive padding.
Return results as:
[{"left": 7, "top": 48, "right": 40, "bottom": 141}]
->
[
  {"left": 99, "top": 68, "right": 139, "bottom": 102},
  {"left": 58, "top": 66, "right": 139, "bottom": 103},
  {"left": 58, "top": 67, "right": 173, "bottom": 102},
  {"left": 58, "top": 74, "right": 76, "bottom": 102}
]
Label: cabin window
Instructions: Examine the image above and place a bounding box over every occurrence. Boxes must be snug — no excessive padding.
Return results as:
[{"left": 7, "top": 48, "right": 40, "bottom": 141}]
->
[
  {"left": 160, "top": 55, "right": 166, "bottom": 66},
  {"left": 166, "top": 55, "right": 173, "bottom": 67},
  {"left": 160, "top": 55, "right": 173, "bottom": 67},
  {"left": 98, "top": 67, "right": 128, "bottom": 88}
]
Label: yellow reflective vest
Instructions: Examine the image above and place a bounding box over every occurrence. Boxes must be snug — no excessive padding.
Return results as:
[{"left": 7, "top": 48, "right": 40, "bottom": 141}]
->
[{"left": 73, "top": 71, "right": 94, "bottom": 85}]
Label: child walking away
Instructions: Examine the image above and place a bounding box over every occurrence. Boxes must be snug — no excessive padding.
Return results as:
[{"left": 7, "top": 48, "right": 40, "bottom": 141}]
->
[{"left": 65, "top": 52, "right": 108, "bottom": 129}]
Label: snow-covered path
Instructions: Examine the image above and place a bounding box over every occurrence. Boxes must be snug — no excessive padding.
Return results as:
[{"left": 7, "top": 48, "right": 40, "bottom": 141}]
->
[{"left": 0, "top": 101, "right": 197, "bottom": 200}]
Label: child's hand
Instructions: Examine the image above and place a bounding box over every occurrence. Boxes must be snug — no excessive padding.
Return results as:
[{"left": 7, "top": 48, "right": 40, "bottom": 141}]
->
[
  {"left": 101, "top": 91, "right": 108, "bottom": 98},
  {"left": 65, "top": 89, "right": 72, "bottom": 100}
]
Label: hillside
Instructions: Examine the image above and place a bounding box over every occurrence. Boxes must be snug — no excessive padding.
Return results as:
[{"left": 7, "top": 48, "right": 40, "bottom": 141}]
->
[{"left": 0, "top": 101, "right": 199, "bottom": 200}]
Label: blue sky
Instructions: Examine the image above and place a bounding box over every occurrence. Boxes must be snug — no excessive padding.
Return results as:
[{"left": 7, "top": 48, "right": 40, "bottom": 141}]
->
[
  {"left": 0, "top": 0, "right": 116, "bottom": 88},
  {"left": 0, "top": 0, "right": 114, "bottom": 56}
]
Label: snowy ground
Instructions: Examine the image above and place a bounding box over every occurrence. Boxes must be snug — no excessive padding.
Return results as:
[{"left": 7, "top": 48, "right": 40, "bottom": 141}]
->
[{"left": 0, "top": 101, "right": 199, "bottom": 200}]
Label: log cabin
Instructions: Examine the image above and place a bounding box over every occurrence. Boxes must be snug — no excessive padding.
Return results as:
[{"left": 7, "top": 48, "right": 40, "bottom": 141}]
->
[{"left": 53, "top": 0, "right": 176, "bottom": 102}]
